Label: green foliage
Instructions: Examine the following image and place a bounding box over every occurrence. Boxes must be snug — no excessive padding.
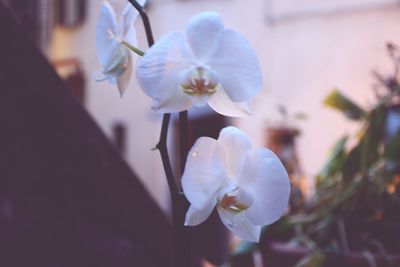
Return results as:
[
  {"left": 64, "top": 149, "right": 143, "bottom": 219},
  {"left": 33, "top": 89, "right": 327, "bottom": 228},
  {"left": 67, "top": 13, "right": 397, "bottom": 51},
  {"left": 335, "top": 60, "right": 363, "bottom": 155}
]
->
[
  {"left": 231, "top": 44, "right": 400, "bottom": 267},
  {"left": 232, "top": 241, "right": 258, "bottom": 256},
  {"left": 323, "top": 90, "right": 366, "bottom": 120},
  {"left": 289, "top": 68, "right": 400, "bottom": 265},
  {"left": 319, "top": 136, "right": 348, "bottom": 181},
  {"left": 385, "top": 132, "right": 400, "bottom": 160},
  {"left": 294, "top": 251, "right": 326, "bottom": 267}
]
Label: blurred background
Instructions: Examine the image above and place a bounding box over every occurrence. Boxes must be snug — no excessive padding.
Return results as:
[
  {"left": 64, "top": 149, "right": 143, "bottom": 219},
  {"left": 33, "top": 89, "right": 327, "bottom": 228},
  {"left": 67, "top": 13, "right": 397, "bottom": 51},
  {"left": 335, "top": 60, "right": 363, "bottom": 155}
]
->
[{"left": 2, "top": 0, "right": 400, "bottom": 266}]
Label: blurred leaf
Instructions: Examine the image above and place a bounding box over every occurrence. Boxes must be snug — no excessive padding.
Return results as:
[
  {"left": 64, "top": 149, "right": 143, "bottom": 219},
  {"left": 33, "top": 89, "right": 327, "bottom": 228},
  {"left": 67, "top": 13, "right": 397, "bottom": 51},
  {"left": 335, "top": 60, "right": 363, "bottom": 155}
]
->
[
  {"left": 360, "top": 107, "right": 386, "bottom": 171},
  {"left": 294, "top": 251, "right": 326, "bottom": 267},
  {"left": 340, "top": 107, "right": 385, "bottom": 180},
  {"left": 231, "top": 242, "right": 257, "bottom": 267},
  {"left": 342, "top": 144, "right": 362, "bottom": 180},
  {"left": 324, "top": 90, "right": 366, "bottom": 120},
  {"left": 384, "top": 132, "right": 400, "bottom": 160},
  {"left": 293, "top": 113, "right": 308, "bottom": 121},
  {"left": 230, "top": 253, "right": 254, "bottom": 267},
  {"left": 232, "top": 241, "right": 258, "bottom": 256},
  {"left": 320, "top": 136, "right": 348, "bottom": 179},
  {"left": 260, "top": 217, "right": 294, "bottom": 238},
  {"left": 290, "top": 178, "right": 363, "bottom": 228},
  {"left": 288, "top": 213, "right": 320, "bottom": 225}
]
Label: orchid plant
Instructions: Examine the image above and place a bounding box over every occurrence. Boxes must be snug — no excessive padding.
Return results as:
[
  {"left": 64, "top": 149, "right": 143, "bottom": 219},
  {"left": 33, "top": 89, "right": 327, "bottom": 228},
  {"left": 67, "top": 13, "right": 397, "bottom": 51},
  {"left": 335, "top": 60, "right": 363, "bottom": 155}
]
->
[
  {"left": 136, "top": 12, "right": 262, "bottom": 117},
  {"left": 95, "top": 0, "right": 146, "bottom": 95},
  {"left": 95, "top": 0, "right": 290, "bottom": 265},
  {"left": 183, "top": 126, "right": 290, "bottom": 242}
]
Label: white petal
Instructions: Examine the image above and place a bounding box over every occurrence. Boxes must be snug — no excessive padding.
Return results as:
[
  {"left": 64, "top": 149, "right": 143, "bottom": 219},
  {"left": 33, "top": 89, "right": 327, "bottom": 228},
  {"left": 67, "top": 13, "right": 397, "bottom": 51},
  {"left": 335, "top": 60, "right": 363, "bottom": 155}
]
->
[
  {"left": 101, "top": 38, "right": 123, "bottom": 67},
  {"left": 207, "top": 86, "right": 253, "bottom": 117},
  {"left": 123, "top": 24, "right": 137, "bottom": 48},
  {"left": 116, "top": 54, "right": 133, "bottom": 96},
  {"left": 238, "top": 148, "right": 290, "bottom": 226},
  {"left": 217, "top": 127, "right": 252, "bottom": 178},
  {"left": 101, "top": 41, "right": 131, "bottom": 92},
  {"left": 152, "top": 89, "right": 192, "bottom": 113},
  {"left": 184, "top": 201, "right": 215, "bottom": 226},
  {"left": 121, "top": 2, "right": 143, "bottom": 38},
  {"left": 136, "top": 32, "right": 193, "bottom": 107},
  {"left": 96, "top": 2, "right": 118, "bottom": 66},
  {"left": 190, "top": 95, "right": 209, "bottom": 108},
  {"left": 186, "top": 12, "right": 224, "bottom": 61},
  {"left": 238, "top": 102, "right": 254, "bottom": 114},
  {"left": 93, "top": 69, "right": 107, "bottom": 82},
  {"left": 209, "top": 29, "right": 262, "bottom": 102},
  {"left": 137, "top": 0, "right": 147, "bottom": 6},
  {"left": 217, "top": 207, "right": 261, "bottom": 242},
  {"left": 182, "top": 137, "right": 227, "bottom": 210}
]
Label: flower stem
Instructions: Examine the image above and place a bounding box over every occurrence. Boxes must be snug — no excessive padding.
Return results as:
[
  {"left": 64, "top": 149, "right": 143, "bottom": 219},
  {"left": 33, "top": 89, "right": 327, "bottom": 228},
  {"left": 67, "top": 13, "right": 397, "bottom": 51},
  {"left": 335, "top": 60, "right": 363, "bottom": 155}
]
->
[
  {"left": 121, "top": 40, "right": 144, "bottom": 56},
  {"left": 155, "top": 114, "right": 180, "bottom": 203},
  {"left": 178, "top": 110, "right": 190, "bottom": 265},
  {"left": 179, "top": 111, "right": 189, "bottom": 178},
  {"left": 128, "top": 1, "right": 190, "bottom": 266},
  {"left": 127, "top": 0, "right": 154, "bottom": 45},
  {"left": 155, "top": 114, "right": 190, "bottom": 267}
]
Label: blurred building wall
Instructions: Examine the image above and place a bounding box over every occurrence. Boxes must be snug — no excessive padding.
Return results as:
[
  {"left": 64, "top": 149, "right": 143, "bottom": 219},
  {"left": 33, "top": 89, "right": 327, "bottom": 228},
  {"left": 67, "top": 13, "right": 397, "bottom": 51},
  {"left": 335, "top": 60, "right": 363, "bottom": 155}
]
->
[
  {"left": 50, "top": 0, "right": 400, "bottom": 210},
  {"left": 50, "top": 0, "right": 170, "bottom": 214}
]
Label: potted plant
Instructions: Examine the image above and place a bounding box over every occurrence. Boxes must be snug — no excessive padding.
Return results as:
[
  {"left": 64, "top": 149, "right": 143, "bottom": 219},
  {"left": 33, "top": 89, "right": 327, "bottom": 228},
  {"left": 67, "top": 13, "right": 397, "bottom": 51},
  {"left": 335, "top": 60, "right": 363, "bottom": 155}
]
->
[
  {"left": 231, "top": 43, "right": 400, "bottom": 267},
  {"left": 264, "top": 106, "right": 307, "bottom": 213}
]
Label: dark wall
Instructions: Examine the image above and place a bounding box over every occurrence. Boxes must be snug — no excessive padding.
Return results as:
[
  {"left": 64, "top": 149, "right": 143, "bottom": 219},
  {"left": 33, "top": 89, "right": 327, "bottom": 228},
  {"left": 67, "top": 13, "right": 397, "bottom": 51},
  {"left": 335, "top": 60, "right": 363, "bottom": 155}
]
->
[{"left": 0, "top": 3, "right": 174, "bottom": 267}]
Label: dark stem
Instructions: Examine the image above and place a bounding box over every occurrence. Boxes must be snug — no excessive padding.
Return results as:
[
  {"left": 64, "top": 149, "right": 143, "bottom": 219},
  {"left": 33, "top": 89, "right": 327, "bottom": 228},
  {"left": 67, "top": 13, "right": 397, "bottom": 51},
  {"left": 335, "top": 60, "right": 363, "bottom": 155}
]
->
[
  {"left": 128, "top": 0, "right": 154, "bottom": 45},
  {"left": 155, "top": 113, "right": 180, "bottom": 215},
  {"left": 127, "top": 1, "right": 190, "bottom": 266},
  {"left": 127, "top": 0, "right": 178, "bottom": 214},
  {"left": 177, "top": 112, "right": 190, "bottom": 266},
  {"left": 179, "top": 111, "right": 189, "bottom": 178}
]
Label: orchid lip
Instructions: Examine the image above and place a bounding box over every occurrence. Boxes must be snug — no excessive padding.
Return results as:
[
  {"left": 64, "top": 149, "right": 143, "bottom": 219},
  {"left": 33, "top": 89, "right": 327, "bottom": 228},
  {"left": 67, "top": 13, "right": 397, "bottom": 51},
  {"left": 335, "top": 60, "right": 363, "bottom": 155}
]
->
[
  {"left": 180, "top": 65, "right": 218, "bottom": 97},
  {"left": 103, "top": 46, "right": 131, "bottom": 76},
  {"left": 217, "top": 186, "right": 252, "bottom": 214},
  {"left": 218, "top": 195, "right": 249, "bottom": 214}
]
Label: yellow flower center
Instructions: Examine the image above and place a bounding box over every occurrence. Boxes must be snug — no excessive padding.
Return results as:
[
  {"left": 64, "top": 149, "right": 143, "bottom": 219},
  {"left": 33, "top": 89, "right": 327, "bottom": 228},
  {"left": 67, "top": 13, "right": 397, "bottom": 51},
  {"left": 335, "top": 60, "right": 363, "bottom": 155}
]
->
[
  {"left": 181, "top": 66, "right": 218, "bottom": 97},
  {"left": 218, "top": 192, "right": 250, "bottom": 214}
]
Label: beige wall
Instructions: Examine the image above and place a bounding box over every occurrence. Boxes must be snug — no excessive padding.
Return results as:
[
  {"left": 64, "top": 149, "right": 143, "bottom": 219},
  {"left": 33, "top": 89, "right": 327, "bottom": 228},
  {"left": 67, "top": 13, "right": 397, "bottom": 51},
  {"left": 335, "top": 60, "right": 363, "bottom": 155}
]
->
[{"left": 50, "top": 0, "right": 400, "bottom": 211}]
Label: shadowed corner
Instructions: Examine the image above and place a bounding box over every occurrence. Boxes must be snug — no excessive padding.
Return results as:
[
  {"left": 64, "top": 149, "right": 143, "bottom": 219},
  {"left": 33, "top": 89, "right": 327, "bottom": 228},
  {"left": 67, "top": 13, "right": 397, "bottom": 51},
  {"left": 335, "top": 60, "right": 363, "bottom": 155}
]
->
[{"left": 0, "top": 2, "right": 175, "bottom": 267}]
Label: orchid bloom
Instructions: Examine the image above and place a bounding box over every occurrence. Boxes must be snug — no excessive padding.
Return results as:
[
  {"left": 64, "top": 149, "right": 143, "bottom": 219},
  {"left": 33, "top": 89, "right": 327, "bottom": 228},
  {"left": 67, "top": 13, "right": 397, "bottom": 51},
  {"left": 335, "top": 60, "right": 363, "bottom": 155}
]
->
[
  {"left": 136, "top": 12, "right": 262, "bottom": 117},
  {"left": 95, "top": 0, "right": 146, "bottom": 96},
  {"left": 182, "top": 127, "right": 290, "bottom": 242}
]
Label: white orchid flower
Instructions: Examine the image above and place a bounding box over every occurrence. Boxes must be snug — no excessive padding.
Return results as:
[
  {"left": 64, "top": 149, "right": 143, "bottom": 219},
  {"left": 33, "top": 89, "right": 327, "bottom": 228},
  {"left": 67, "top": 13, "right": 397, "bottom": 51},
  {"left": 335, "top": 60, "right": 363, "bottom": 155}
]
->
[
  {"left": 136, "top": 12, "right": 262, "bottom": 117},
  {"left": 95, "top": 0, "right": 146, "bottom": 96},
  {"left": 182, "top": 127, "right": 290, "bottom": 242}
]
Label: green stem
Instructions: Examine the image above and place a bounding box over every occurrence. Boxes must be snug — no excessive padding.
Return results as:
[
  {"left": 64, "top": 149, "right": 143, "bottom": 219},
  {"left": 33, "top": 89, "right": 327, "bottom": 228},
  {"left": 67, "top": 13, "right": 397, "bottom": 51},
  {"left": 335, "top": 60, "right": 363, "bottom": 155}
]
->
[{"left": 121, "top": 40, "right": 145, "bottom": 56}]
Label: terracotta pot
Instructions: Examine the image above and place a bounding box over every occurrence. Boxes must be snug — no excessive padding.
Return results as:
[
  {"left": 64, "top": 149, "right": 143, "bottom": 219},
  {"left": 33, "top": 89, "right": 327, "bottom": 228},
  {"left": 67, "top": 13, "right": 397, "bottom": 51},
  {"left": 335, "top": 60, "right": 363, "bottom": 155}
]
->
[{"left": 261, "top": 241, "right": 400, "bottom": 267}]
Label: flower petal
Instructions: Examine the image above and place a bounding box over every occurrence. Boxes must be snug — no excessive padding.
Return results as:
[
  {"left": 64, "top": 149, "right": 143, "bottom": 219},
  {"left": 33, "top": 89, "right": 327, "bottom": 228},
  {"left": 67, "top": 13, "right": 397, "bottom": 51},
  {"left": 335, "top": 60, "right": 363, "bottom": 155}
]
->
[
  {"left": 136, "top": 32, "right": 193, "bottom": 108},
  {"left": 96, "top": 1, "right": 118, "bottom": 66},
  {"left": 209, "top": 29, "right": 262, "bottom": 102},
  {"left": 116, "top": 54, "right": 132, "bottom": 96},
  {"left": 186, "top": 12, "right": 224, "bottom": 61},
  {"left": 152, "top": 89, "right": 192, "bottom": 113},
  {"left": 238, "top": 148, "right": 290, "bottom": 226},
  {"left": 185, "top": 201, "right": 215, "bottom": 226},
  {"left": 123, "top": 23, "right": 137, "bottom": 48},
  {"left": 121, "top": 2, "right": 141, "bottom": 37},
  {"left": 182, "top": 137, "right": 227, "bottom": 210},
  {"left": 217, "top": 207, "right": 261, "bottom": 242},
  {"left": 207, "top": 86, "right": 253, "bottom": 117},
  {"left": 217, "top": 127, "right": 252, "bottom": 178},
  {"left": 101, "top": 38, "right": 123, "bottom": 67},
  {"left": 137, "top": 0, "right": 147, "bottom": 6}
]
